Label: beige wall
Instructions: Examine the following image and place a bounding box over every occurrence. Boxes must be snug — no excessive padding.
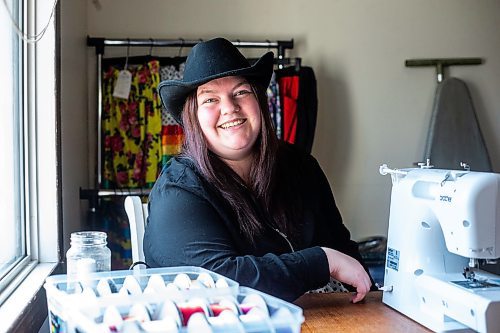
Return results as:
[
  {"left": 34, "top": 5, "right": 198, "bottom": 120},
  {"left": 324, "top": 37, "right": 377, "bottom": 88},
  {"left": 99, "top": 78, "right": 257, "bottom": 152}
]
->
[
  {"left": 59, "top": 0, "right": 500, "bottom": 245},
  {"left": 60, "top": 0, "right": 88, "bottom": 252}
]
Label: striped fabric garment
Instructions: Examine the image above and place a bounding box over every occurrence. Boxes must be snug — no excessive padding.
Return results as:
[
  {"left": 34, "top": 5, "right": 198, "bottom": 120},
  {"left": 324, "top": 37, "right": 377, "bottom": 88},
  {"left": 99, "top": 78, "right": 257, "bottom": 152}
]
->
[{"left": 162, "top": 123, "right": 184, "bottom": 165}]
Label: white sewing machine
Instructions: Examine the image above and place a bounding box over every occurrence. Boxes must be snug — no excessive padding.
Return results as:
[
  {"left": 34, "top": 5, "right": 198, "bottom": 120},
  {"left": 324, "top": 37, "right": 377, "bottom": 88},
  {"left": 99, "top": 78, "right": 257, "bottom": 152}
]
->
[{"left": 379, "top": 162, "right": 500, "bottom": 333}]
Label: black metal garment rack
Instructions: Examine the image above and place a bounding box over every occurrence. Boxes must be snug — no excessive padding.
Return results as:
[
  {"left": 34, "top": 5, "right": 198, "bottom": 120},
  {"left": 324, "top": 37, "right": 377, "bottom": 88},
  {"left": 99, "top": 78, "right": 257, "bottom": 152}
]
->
[{"left": 81, "top": 36, "right": 295, "bottom": 222}]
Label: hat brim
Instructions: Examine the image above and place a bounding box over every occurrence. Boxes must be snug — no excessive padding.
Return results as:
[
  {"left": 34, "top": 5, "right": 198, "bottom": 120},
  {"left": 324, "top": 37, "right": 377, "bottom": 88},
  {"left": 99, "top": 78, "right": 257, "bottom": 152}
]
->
[{"left": 158, "top": 51, "right": 274, "bottom": 125}]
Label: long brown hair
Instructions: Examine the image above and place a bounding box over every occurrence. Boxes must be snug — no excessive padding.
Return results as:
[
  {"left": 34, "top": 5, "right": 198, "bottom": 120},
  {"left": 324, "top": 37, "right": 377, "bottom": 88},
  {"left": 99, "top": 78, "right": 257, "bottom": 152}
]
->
[{"left": 180, "top": 79, "right": 282, "bottom": 241}]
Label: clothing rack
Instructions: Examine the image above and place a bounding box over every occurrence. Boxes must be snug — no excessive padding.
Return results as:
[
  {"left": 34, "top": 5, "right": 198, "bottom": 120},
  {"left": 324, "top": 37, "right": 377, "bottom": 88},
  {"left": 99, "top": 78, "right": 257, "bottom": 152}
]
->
[
  {"left": 80, "top": 187, "right": 151, "bottom": 199},
  {"left": 81, "top": 36, "right": 295, "bottom": 223},
  {"left": 87, "top": 36, "right": 294, "bottom": 59},
  {"left": 80, "top": 187, "right": 151, "bottom": 227}
]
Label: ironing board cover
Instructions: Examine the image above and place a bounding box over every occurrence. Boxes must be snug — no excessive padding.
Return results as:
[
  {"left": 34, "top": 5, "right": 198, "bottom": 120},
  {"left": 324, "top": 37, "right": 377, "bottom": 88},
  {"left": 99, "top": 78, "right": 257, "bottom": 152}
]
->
[{"left": 424, "top": 77, "right": 492, "bottom": 172}]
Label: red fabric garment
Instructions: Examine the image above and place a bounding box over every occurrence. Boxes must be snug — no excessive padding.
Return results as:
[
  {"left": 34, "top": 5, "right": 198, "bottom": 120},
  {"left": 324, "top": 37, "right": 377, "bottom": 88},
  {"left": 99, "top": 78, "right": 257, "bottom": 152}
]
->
[{"left": 279, "top": 75, "right": 300, "bottom": 144}]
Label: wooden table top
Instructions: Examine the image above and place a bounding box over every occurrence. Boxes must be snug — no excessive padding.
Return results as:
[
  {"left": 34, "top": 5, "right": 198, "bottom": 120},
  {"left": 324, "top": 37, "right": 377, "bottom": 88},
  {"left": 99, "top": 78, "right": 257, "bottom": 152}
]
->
[{"left": 294, "top": 291, "right": 432, "bottom": 333}]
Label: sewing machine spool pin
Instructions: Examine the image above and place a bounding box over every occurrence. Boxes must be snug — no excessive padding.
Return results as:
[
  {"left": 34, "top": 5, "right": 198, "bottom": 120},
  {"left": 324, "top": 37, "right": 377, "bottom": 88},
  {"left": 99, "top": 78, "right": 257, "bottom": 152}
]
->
[
  {"left": 460, "top": 162, "right": 471, "bottom": 171},
  {"left": 417, "top": 158, "right": 433, "bottom": 169}
]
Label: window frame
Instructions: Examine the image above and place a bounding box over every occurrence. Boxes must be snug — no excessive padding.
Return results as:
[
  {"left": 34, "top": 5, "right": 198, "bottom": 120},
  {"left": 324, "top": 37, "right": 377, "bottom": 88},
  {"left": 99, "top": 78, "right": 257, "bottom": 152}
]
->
[{"left": 0, "top": 0, "right": 61, "bottom": 330}]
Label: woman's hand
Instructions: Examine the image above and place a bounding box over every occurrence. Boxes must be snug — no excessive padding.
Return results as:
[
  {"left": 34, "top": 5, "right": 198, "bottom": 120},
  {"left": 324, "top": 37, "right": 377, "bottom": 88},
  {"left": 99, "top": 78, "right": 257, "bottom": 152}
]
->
[{"left": 321, "top": 247, "right": 372, "bottom": 303}]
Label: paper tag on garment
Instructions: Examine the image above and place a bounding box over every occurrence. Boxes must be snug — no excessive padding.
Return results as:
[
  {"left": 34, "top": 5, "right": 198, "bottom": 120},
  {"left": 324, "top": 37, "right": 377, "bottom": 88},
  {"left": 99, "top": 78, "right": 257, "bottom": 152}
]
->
[{"left": 113, "top": 70, "right": 132, "bottom": 99}]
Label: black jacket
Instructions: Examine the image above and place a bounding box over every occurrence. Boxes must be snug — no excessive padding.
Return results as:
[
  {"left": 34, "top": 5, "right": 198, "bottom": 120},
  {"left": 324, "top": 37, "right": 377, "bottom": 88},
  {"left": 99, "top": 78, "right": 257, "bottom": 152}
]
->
[{"left": 144, "top": 144, "right": 371, "bottom": 301}]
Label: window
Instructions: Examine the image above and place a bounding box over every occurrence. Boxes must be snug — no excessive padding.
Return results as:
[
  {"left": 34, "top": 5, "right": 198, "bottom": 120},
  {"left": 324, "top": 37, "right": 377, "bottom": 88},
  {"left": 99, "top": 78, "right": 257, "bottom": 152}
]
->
[
  {"left": 0, "top": 0, "right": 59, "bottom": 315},
  {"left": 0, "top": 0, "right": 27, "bottom": 302}
]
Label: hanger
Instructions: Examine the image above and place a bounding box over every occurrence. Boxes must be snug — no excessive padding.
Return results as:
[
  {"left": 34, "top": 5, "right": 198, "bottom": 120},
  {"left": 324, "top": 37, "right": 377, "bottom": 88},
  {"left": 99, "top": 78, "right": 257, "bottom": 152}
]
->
[
  {"left": 148, "top": 38, "right": 154, "bottom": 57},
  {"left": 273, "top": 57, "right": 302, "bottom": 72},
  {"left": 124, "top": 39, "right": 130, "bottom": 70},
  {"left": 177, "top": 38, "right": 185, "bottom": 57},
  {"left": 294, "top": 57, "right": 302, "bottom": 72}
]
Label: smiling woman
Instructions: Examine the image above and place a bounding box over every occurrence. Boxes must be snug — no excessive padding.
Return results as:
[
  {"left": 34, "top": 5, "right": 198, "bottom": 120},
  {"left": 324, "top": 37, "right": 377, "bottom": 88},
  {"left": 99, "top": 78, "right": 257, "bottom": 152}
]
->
[{"left": 144, "top": 38, "right": 374, "bottom": 303}]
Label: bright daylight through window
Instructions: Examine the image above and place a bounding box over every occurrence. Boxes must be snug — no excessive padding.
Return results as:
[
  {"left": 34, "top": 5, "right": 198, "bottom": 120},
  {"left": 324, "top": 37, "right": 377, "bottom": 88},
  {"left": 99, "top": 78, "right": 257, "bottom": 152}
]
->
[
  {"left": 0, "top": 0, "right": 59, "bottom": 314},
  {"left": 0, "top": 0, "right": 25, "bottom": 295}
]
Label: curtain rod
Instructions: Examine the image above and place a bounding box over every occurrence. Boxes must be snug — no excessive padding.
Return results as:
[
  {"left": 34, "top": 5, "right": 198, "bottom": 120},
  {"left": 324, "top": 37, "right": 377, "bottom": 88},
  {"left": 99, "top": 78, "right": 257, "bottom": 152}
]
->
[{"left": 87, "top": 36, "right": 294, "bottom": 56}]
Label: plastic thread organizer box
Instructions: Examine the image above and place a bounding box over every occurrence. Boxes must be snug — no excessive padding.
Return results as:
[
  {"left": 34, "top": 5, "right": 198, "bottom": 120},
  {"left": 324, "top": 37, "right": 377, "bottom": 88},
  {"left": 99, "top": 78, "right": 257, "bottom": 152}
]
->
[{"left": 44, "top": 266, "right": 304, "bottom": 333}]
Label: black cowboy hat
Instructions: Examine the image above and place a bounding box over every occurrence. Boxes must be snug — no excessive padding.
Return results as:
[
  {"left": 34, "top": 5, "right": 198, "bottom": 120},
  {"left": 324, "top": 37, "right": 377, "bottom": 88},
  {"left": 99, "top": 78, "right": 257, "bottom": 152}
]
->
[{"left": 158, "top": 37, "right": 274, "bottom": 124}]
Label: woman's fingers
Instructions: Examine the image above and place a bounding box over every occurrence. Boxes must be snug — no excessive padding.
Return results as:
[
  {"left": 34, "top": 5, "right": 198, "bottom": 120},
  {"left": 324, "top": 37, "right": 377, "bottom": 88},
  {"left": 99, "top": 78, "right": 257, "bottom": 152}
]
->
[
  {"left": 321, "top": 247, "right": 372, "bottom": 303},
  {"left": 351, "top": 280, "right": 370, "bottom": 303}
]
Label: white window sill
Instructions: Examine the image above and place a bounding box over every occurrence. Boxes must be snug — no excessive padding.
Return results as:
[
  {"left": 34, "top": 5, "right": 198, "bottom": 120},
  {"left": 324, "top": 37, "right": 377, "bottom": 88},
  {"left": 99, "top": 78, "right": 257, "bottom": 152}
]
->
[{"left": 0, "top": 262, "right": 58, "bottom": 332}]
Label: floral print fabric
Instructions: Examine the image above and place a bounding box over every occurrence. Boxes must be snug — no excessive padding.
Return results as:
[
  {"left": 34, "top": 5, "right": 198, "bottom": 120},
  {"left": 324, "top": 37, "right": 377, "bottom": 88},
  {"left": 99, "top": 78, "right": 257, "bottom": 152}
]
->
[{"left": 102, "top": 60, "right": 162, "bottom": 189}]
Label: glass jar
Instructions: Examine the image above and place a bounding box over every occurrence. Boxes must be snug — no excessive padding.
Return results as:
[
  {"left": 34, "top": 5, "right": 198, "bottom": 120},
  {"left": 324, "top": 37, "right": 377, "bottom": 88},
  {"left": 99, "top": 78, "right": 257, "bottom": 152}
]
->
[{"left": 66, "top": 231, "right": 111, "bottom": 290}]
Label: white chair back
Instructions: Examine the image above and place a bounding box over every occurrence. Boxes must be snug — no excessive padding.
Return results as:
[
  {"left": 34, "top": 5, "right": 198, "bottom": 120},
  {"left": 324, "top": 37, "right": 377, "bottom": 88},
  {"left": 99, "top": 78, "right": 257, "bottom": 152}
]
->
[{"left": 124, "top": 196, "right": 149, "bottom": 264}]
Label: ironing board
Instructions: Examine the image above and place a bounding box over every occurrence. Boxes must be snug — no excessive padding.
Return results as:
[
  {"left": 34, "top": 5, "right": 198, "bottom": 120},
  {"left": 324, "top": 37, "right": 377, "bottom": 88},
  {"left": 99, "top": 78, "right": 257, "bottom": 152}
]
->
[{"left": 423, "top": 77, "right": 492, "bottom": 172}]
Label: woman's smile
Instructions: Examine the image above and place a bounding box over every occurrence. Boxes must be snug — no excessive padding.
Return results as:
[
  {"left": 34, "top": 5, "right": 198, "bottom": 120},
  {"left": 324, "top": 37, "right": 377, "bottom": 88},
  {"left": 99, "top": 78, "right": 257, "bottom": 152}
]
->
[{"left": 218, "top": 118, "right": 246, "bottom": 129}]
